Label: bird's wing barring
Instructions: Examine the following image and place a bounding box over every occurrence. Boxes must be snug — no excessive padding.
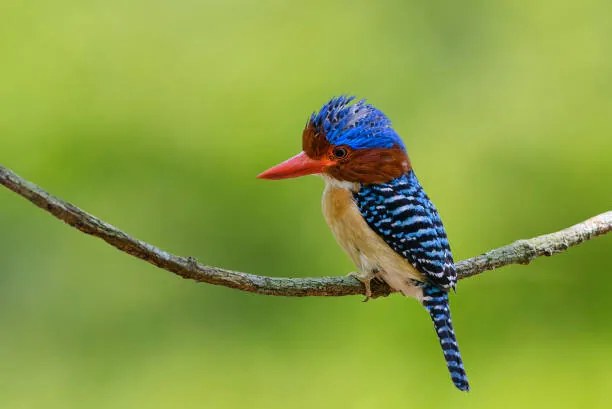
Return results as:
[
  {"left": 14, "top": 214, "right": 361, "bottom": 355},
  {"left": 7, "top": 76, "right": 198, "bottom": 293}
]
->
[{"left": 353, "top": 172, "right": 456, "bottom": 289}]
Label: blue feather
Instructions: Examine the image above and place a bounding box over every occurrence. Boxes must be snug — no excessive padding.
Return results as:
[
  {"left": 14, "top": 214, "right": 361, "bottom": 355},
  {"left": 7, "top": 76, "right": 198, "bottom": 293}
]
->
[
  {"left": 311, "top": 96, "right": 406, "bottom": 150},
  {"left": 422, "top": 284, "right": 470, "bottom": 391}
]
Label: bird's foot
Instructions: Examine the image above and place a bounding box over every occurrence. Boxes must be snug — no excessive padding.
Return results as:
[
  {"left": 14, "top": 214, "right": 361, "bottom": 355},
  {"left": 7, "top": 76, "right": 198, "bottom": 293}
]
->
[{"left": 348, "top": 271, "right": 376, "bottom": 302}]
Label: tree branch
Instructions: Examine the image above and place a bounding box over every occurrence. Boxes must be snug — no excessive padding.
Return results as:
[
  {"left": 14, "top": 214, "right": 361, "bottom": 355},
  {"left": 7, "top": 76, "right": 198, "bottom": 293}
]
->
[{"left": 1, "top": 165, "right": 610, "bottom": 298}]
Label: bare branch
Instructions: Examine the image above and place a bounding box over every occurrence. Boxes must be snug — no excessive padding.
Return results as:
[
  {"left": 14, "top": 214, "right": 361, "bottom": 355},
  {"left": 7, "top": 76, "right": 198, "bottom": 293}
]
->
[{"left": 1, "top": 165, "right": 610, "bottom": 298}]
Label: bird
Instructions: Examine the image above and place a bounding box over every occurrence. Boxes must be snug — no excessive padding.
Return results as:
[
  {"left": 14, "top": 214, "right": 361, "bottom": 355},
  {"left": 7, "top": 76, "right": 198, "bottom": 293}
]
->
[{"left": 257, "top": 96, "right": 469, "bottom": 392}]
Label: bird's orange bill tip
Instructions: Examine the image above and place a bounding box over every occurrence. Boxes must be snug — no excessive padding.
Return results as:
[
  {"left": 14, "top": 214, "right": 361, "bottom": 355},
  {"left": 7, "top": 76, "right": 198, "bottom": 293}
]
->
[{"left": 257, "top": 151, "right": 331, "bottom": 180}]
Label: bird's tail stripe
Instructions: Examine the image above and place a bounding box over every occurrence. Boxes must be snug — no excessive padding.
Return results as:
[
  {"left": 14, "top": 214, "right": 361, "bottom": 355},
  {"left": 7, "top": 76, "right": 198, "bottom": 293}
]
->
[{"left": 422, "top": 284, "right": 470, "bottom": 391}]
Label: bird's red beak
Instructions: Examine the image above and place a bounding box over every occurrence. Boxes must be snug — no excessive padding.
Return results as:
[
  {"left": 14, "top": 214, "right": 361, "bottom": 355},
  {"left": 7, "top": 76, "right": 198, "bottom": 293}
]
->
[{"left": 257, "top": 151, "right": 332, "bottom": 180}]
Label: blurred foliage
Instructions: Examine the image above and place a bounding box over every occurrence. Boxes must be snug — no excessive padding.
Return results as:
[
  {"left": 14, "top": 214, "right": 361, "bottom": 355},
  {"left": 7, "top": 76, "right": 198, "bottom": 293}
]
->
[{"left": 1, "top": 0, "right": 611, "bottom": 407}]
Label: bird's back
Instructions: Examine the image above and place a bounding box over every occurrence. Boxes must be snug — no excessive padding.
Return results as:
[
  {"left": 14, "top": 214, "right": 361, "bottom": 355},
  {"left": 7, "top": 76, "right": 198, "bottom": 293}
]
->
[{"left": 354, "top": 170, "right": 457, "bottom": 289}]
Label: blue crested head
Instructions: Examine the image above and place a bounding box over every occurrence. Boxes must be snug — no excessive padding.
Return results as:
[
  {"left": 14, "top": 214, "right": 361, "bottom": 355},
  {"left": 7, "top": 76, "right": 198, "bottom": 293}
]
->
[
  {"left": 309, "top": 96, "right": 406, "bottom": 151},
  {"left": 258, "top": 95, "right": 411, "bottom": 184}
]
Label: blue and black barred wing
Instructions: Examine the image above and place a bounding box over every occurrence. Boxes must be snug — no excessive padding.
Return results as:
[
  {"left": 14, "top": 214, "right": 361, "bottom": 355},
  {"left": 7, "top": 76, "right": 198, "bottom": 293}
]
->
[{"left": 353, "top": 171, "right": 457, "bottom": 288}]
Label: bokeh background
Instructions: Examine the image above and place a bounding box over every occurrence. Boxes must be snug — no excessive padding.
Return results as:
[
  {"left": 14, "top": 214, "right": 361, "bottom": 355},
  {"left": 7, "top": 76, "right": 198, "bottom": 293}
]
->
[{"left": 1, "top": 1, "right": 611, "bottom": 408}]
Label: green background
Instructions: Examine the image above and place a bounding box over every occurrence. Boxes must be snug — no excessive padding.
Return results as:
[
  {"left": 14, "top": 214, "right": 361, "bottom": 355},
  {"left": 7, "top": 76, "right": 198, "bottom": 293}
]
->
[{"left": 1, "top": 1, "right": 611, "bottom": 408}]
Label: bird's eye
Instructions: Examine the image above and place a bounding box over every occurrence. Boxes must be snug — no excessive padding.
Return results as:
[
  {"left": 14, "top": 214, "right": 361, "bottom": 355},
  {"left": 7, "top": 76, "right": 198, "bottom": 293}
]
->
[{"left": 332, "top": 147, "right": 348, "bottom": 159}]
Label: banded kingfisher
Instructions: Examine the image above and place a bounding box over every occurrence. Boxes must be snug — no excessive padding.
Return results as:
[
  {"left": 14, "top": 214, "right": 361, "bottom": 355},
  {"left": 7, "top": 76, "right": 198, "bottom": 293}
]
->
[{"left": 258, "top": 96, "right": 469, "bottom": 391}]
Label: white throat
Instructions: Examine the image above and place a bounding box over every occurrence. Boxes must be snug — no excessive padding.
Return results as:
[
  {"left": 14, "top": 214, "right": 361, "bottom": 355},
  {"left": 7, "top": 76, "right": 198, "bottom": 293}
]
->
[{"left": 322, "top": 175, "right": 359, "bottom": 192}]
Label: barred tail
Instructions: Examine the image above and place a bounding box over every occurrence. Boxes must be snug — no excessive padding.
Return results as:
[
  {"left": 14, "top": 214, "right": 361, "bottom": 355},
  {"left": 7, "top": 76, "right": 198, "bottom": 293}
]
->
[{"left": 422, "top": 284, "right": 470, "bottom": 391}]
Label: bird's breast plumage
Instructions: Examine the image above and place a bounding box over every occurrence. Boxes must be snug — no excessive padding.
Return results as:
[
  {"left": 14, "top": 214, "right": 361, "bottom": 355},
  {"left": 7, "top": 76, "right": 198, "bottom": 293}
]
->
[{"left": 321, "top": 178, "right": 425, "bottom": 297}]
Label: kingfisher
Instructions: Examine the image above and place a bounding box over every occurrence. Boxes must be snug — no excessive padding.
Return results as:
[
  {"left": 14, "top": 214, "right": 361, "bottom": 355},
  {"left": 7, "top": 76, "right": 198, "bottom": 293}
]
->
[{"left": 257, "top": 96, "right": 469, "bottom": 391}]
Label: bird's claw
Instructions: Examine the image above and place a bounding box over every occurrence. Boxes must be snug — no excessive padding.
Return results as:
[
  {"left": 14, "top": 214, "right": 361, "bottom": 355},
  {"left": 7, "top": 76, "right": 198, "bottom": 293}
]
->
[{"left": 348, "top": 271, "right": 374, "bottom": 301}]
